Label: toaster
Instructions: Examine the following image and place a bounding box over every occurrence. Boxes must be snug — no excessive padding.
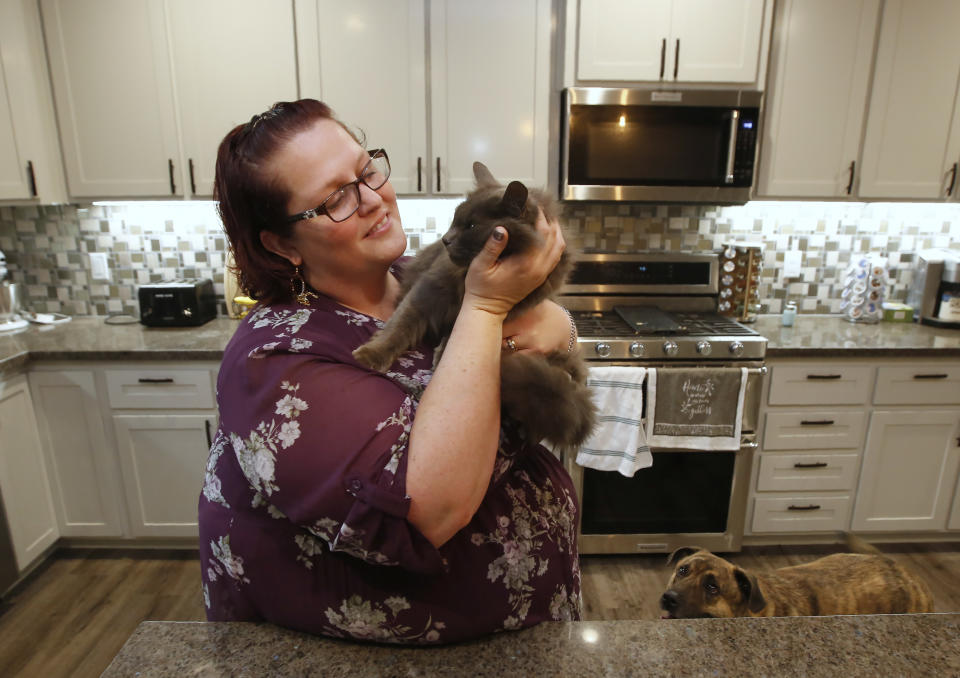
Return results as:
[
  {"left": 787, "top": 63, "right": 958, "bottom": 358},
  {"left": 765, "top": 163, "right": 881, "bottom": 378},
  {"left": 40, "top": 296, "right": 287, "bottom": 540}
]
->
[{"left": 139, "top": 278, "right": 217, "bottom": 327}]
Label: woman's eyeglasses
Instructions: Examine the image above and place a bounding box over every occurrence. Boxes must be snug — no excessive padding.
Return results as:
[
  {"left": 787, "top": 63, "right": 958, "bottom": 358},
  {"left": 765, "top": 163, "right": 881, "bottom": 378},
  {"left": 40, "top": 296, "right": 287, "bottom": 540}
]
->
[{"left": 286, "top": 149, "right": 391, "bottom": 224}]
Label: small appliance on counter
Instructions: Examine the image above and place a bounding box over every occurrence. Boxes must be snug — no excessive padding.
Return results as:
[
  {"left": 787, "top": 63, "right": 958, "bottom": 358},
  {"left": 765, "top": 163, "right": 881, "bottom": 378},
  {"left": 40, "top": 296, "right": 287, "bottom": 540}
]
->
[
  {"left": 139, "top": 278, "right": 217, "bottom": 327},
  {"left": 907, "top": 249, "right": 960, "bottom": 329},
  {"left": 0, "top": 249, "right": 28, "bottom": 333}
]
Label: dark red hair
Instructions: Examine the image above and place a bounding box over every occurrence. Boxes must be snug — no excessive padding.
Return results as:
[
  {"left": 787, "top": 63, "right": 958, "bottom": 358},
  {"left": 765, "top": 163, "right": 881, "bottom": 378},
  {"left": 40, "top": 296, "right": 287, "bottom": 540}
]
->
[{"left": 214, "top": 99, "right": 360, "bottom": 304}]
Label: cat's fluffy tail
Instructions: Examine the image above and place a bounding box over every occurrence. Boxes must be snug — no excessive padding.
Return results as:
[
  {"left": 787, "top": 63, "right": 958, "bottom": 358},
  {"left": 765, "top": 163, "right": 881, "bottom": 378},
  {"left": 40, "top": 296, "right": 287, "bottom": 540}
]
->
[{"left": 500, "top": 352, "right": 597, "bottom": 450}]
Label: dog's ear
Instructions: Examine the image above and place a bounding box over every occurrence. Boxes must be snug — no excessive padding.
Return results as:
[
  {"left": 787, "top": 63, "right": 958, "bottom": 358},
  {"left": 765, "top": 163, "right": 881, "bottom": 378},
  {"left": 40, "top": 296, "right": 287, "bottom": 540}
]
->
[
  {"left": 500, "top": 181, "right": 528, "bottom": 217},
  {"left": 734, "top": 567, "right": 766, "bottom": 614},
  {"left": 473, "top": 161, "right": 499, "bottom": 188},
  {"left": 666, "top": 546, "right": 699, "bottom": 566}
]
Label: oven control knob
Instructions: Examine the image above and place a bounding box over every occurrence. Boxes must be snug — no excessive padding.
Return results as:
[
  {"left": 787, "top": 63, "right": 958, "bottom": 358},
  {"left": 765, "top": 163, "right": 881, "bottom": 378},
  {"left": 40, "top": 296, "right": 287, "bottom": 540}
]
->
[
  {"left": 629, "top": 341, "right": 646, "bottom": 357},
  {"left": 729, "top": 341, "right": 745, "bottom": 356},
  {"left": 696, "top": 340, "right": 712, "bottom": 356},
  {"left": 594, "top": 342, "right": 612, "bottom": 358},
  {"left": 662, "top": 340, "right": 679, "bottom": 356}
]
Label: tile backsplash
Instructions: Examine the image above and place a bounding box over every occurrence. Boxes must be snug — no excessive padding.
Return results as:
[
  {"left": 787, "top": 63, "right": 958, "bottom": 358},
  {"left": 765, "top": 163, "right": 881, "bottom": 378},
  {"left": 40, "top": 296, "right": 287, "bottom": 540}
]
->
[{"left": 1, "top": 199, "right": 958, "bottom": 317}]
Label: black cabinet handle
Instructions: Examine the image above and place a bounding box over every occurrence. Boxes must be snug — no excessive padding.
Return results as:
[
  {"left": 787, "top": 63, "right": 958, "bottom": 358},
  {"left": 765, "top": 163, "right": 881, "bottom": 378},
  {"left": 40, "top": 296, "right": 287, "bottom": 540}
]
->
[
  {"left": 806, "top": 374, "right": 842, "bottom": 380},
  {"left": 436, "top": 157, "right": 441, "bottom": 192},
  {"left": 788, "top": 504, "right": 822, "bottom": 511},
  {"left": 793, "top": 462, "right": 828, "bottom": 469},
  {"left": 846, "top": 160, "right": 855, "bottom": 195},
  {"left": 27, "top": 161, "right": 37, "bottom": 197},
  {"left": 800, "top": 419, "right": 835, "bottom": 426},
  {"left": 188, "top": 158, "right": 196, "bottom": 195},
  {"left": 673, "top": 39, "right": 679, "bottom": 79},
  {"left": 168, "top": 159, "right": 176, "bottom": 194},
  {"left": 417, "top": 156, "right": 422, "bottom": 192},
  {"left": 137, "top": 377, "right": 174, "bottom": 384},
  {"left": 948, "top": 162, "right": 958, "bottom": 196},
  {"left": 913, "top": 373, "right": 948, "bottom": 380},
  {"left": 205, "top": 419, "right": 212, "bottom": 448},
  {"left": 659, "top": 38, "right": 666, "bottom": 79}
]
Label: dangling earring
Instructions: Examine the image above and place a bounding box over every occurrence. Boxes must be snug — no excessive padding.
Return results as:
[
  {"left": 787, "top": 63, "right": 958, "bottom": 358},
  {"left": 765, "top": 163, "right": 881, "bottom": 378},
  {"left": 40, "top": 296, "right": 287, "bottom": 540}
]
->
[{"left": 291, "top": 265, "right": 318, "bottom": 306}]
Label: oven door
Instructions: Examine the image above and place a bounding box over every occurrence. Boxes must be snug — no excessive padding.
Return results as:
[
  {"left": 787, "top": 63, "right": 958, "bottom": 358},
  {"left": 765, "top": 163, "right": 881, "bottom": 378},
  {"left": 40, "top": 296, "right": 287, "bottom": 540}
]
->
[{"left": 561, "top": 88, "right": 761, "bottom": 203}]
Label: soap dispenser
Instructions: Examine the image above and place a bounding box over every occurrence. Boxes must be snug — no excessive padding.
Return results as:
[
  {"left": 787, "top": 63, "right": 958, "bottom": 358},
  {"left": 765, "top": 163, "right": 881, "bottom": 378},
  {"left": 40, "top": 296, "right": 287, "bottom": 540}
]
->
[{"left": 782, "top": 300, "right": 797, "bottom": 327}]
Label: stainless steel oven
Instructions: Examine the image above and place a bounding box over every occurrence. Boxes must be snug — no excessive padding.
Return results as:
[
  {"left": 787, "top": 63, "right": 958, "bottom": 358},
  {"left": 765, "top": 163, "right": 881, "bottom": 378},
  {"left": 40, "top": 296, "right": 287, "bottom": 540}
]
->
[{"left": 559, "top": 252, "right": 767, "bottom": 554}]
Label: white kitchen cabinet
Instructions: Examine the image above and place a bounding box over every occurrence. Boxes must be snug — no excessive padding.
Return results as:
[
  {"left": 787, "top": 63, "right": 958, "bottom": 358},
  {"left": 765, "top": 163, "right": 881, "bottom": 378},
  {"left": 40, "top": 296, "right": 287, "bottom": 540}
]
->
[
  {"left": 756, "top": 0, "right": 880, "bottom": 198},
  {"left": 858, "top": 0, "right": 960, "bottom": 199},
  {"left": 0, "top": 0, "right": 68, "bottom": 203},
  {"left": 0, "top": 375, "right": 59, "bottom": 571},
  {"left": 851, "top": 409, "right": 960, "bottom": 532},
  {"left": 298, "top": 0, "right": 551, "bottom": 195},
  {"left": 28, "top": 370, "right": 124, "bottom": 538},
  {"left": 575, "top": 0, "right": 766, "bottom": 84},
  {"left": 41, "top": 0, "right": 298, "bottom": 199},
  {"left": 113, "top": 413, "right": 216, "bottom": 538},
  {"left": 950, "top": 472, "right": 960, "bottom": 531}
]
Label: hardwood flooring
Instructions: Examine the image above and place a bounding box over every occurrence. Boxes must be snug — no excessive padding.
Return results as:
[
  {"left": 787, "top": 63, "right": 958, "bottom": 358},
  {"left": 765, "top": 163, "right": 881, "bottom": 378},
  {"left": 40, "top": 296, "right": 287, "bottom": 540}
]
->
[{"left": 0, "top": 543, "right": 958, "bottom": 677}]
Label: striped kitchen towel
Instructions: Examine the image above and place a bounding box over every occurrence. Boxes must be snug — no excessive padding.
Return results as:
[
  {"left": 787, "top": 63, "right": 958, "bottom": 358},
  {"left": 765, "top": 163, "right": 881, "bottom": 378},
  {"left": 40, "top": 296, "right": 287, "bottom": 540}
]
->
[{"left": 576, "top": 366, "right": 652, "bottom": 477}]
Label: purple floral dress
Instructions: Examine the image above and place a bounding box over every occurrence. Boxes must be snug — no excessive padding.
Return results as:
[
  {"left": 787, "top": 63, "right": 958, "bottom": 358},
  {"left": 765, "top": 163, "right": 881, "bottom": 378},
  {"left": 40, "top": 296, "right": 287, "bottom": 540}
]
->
[{"left": 198, "top": 273, "right": 582, "bottom": 644}]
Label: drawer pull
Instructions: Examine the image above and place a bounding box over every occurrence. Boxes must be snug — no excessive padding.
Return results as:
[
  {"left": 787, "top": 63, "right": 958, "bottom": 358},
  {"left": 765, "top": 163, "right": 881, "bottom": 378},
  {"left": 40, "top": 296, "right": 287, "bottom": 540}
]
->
[
  {"left": 800, "top": 419, "right": 835, "bottom": 426},
  {"left": 912, "top": 373, "right": 948, "bottom": 380},
  {"left": 787, "top": 504, "right": 821, "bottom": 511},
  {"left": 137, "top": 378, "right": 175, "bottom": 384},
  {"left": 806, "top": 374, "right": 842, "bottom": 380},
  {"left": 793, "top": 462, "right": 828, "bottom": 469}
]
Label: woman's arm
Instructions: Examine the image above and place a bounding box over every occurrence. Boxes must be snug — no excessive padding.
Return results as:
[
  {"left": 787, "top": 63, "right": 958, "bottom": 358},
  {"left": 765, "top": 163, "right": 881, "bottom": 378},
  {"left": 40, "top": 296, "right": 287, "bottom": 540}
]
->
[{"left": 405, "top": 211, "right": 565, "bottom": 547}]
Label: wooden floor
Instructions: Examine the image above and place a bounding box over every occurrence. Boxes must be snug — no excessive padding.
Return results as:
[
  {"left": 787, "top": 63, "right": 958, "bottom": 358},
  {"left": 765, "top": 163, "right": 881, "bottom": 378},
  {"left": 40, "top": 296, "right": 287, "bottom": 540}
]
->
[{"left": 1, "top": 543, "right": 959, "bottom": 677}]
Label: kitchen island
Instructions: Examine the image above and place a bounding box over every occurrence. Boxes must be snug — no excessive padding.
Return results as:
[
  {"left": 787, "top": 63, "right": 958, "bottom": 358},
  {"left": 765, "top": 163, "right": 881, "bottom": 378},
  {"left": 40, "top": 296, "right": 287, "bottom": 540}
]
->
[{"left": 102, "top": 613, "right": 960, "bottom": 677}]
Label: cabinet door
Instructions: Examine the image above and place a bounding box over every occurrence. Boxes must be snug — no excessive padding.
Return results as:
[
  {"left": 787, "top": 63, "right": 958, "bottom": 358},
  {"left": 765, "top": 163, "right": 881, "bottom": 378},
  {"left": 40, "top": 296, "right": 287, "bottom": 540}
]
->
[
  {"left": 756, "top": 0, "right": 879, "bottom": 197},
  {"left": 950, "top": 473, "right": 960, "bottom": 530},
  {"left": 29, "top": 371, "right": 124, "bottom": 537},
  {"left": 0, "top": 376, "right": 58, "bottom": 571},
  {"left": 114, "top": 413, "right": 217, "bottom": 537},
  {"left": 577, "top": 0, "right": 671, "bottom": 81},
  {"left": 40, "top": 0, "right": 181, "bottom": 198},
  {"left": 0, "top": 56, "right": 29, "bottom": 200},
  {"left": 431, "top": 0, "right": 551, "bottom": 194},
  {"left": 858, "top": 0, "right": 960, "bottom": 199},
  {"left": 303, "top": 0, "right": 427, "bottom": 195},
  {"left": 167, "top": 0, "right": 299, "bottom": 197},
  {"left": 852, "top": 410, "right": 960, "bottom": 531},
  {"left": 668, "top": 0, "right": 765, "bottom": 83}
]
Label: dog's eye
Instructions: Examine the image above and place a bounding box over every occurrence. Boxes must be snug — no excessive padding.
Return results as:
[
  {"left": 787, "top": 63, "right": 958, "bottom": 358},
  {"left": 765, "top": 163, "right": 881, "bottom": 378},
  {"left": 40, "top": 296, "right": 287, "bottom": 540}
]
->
[
  {"left": 467, "top": 223, "right": 475, "bottom": 229},
  {"left": 676, "top": 565, "right": 689, "bottom": 577}
]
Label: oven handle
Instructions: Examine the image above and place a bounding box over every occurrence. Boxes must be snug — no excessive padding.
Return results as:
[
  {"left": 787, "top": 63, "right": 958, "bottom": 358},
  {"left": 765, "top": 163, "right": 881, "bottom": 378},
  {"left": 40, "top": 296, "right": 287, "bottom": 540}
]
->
[{"left": 724, "top": 110, "right": 740, "bottom": 184}]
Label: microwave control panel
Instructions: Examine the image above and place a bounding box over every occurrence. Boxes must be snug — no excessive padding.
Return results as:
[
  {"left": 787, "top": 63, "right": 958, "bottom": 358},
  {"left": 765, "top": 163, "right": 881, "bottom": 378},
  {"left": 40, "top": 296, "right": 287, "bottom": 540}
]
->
[{"left": 732, "top": 109, "right": 760, "bottom": 186}]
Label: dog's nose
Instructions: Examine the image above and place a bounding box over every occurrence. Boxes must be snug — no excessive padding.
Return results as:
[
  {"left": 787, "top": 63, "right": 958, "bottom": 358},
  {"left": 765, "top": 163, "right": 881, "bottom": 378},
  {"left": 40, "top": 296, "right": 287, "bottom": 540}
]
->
[
  {"left": 660, "top": 590, "right": 679, "bottom": 611},
  {"left": 440, "top": 235, "right": 451, "bottom": 246}
]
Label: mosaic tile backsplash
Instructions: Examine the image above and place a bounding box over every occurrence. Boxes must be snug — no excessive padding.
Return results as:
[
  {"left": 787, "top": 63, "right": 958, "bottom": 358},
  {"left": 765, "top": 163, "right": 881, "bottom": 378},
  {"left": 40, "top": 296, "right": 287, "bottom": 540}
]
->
[{"left": 1, "top": 199, "right": 959, "bottom": 318}]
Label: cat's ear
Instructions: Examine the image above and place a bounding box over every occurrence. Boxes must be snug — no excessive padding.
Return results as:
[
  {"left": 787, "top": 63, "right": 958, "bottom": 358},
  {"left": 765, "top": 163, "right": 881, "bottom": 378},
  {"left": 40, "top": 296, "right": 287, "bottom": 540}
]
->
[
  {"left": 500, "top": 181, "right": 528, "bottom": 217},
  {"left": 473, "top": 161, "right": 499, "bottom": 188}
]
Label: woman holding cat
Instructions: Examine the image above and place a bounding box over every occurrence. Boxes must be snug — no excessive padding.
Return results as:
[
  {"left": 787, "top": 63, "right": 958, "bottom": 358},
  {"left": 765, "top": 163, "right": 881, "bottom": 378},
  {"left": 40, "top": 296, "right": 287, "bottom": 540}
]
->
[{"left": 199, "top": 99, "right": 582, "bottom": 644}]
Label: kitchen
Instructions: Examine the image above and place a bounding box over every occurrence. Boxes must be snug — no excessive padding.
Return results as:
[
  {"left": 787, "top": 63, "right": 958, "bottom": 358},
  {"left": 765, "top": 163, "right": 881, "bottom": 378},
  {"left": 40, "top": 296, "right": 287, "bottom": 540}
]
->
[{"left": 1, "top": 0, "right": 960, "bottom": 675}]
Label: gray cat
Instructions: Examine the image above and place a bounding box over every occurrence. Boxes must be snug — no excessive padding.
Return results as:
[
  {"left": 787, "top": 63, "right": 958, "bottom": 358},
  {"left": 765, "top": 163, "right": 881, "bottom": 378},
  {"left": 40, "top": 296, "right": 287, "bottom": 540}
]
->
[{"left": 353, "top": 162, "right": 596, "bottom": 450}]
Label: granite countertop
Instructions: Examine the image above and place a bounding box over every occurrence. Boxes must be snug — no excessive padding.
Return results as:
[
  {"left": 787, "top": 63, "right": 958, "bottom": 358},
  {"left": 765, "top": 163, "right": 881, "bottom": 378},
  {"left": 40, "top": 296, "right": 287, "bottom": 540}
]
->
[
  {"left": 1, "top": 314, "right": 959, "bottom": 379},
  {"left": 102, "top": 614, "right": 960, "bottom": 677}
]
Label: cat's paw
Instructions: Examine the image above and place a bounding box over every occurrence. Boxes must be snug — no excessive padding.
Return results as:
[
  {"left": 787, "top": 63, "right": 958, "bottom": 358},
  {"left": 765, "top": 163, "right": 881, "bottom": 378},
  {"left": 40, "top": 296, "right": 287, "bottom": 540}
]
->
[{"left": 352, "top": 345, "right": 393, "bottom": 372}]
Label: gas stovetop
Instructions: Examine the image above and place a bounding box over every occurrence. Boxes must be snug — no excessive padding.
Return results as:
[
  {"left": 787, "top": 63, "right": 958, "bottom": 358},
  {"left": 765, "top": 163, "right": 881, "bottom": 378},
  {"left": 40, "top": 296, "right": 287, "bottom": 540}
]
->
[{"left": 571, "top": 307, "right": 766, "bottom": 360}]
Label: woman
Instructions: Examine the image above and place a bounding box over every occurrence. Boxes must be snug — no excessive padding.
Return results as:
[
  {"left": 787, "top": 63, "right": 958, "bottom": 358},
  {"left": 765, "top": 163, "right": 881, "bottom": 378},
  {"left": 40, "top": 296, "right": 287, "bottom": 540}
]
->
[{"left": 199, "top": 99, "right": 582, "bottom": 644}]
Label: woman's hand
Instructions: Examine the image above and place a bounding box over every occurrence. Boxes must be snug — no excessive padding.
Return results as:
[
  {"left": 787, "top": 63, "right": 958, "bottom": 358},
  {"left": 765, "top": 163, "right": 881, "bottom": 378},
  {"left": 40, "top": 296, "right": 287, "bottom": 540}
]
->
[
  {"left": 501, "top": 300, "right": 574, "bottom": 355},
  {"left": 461, "top": 208, "right": 565, "bottom": 318}
]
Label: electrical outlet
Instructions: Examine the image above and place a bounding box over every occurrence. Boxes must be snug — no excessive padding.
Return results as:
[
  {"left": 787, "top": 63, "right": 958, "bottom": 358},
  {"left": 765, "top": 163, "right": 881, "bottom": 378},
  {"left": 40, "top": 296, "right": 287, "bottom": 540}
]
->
[{"left": 89, "top": 252, "right": 110, "bottom": 281}]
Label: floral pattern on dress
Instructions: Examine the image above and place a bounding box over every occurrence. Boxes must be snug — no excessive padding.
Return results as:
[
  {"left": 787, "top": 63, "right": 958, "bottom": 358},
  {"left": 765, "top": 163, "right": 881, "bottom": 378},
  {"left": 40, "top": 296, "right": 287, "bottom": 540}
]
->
[
  {"left": 335, "top": 309, "right": 374, "bottom": 327},
  {"left": 230, "top": 382, "right": 307, "bottom": 497},
  {"left": 470, "top": 471, "right": 580, "bottom": 629},
  {"left": 202, "top": 431, "right": 230, "bottom": 508},
  {"left": 208, "top": 535, "right": 250, "bottom": 584},
  {"left": 376, "top": 396, "right": 414, "bottom": 478},
  {"left": 323, "top": 595, "right": 447, "bottom": 643},
  {"left": 249, "top": 306, "right": 313, "bottom": 334}
]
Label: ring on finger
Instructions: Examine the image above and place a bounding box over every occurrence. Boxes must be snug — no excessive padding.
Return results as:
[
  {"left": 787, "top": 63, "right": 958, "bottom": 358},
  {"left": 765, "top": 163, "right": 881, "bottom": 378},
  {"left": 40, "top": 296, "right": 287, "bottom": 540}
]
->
[{"left": 505, "top": 337, "right": 518, "bottom": 352}]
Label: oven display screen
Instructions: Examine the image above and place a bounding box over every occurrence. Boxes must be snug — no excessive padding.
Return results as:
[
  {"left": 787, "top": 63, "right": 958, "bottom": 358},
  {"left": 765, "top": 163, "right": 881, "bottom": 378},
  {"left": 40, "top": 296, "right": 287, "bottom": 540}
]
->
[
  {"left": 568, "top": 261, "right": 712, "bottom": 286},
  {"left": 580, "top": 451, "right": 735, "bottom": 534}
]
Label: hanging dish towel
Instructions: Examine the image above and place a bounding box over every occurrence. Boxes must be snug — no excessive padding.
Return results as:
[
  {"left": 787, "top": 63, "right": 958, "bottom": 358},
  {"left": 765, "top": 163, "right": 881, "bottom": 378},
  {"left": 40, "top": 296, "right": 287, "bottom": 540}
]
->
[
  {"left": 576, "top": 366, "right": 652, "bottom": 477},
  {"left": 645, "top": 367, "right": 747, "bottom": 451}
]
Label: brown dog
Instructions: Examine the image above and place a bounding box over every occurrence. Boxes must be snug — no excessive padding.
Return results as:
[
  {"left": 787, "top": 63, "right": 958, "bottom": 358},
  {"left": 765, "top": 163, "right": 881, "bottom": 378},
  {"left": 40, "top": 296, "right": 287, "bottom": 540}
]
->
[{"left": 659, "top": 537, "right": 934, "bottom": 619}]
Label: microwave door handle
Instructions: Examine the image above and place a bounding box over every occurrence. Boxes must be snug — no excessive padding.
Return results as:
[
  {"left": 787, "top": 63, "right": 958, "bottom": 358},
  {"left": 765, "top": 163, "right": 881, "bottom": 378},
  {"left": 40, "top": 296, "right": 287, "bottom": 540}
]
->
[{"left": 724, "top": 110, "right": 740, "bottom": 184}]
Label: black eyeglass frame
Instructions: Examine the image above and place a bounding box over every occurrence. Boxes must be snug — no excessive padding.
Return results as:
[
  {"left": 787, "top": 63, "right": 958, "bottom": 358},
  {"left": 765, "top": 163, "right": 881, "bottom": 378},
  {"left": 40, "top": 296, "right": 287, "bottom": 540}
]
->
[{"left": 285, "top": 148, "right": 391, "bottom": 224}]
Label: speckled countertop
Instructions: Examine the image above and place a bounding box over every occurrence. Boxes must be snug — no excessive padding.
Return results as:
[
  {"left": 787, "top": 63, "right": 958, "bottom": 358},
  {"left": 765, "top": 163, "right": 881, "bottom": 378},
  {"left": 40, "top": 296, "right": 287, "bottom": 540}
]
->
[
  {"left": 102, "top": 614, "right": 960, "bottom": 677},
  {"left": 1, "top": 314, "right": 959, "bottom": 379}
]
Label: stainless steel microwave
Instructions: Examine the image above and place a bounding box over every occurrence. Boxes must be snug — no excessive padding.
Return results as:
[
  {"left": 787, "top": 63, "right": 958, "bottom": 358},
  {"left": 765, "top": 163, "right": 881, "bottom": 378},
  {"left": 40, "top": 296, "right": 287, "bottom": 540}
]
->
[{"left": 560, "top": 88, "right": 762, "bottom": 204}]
